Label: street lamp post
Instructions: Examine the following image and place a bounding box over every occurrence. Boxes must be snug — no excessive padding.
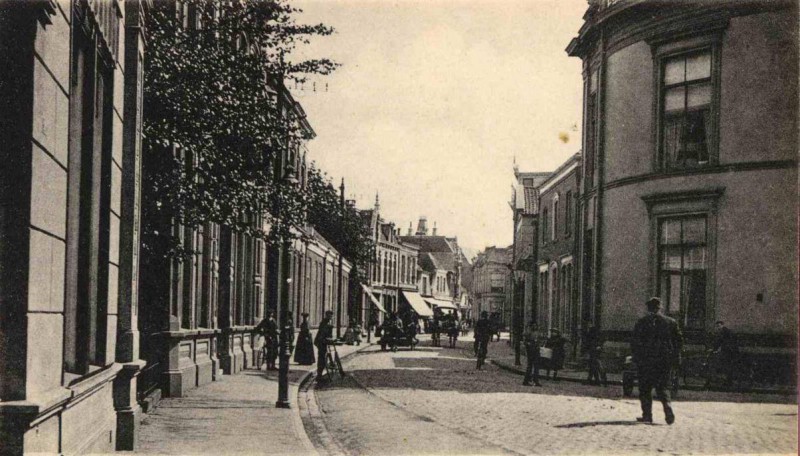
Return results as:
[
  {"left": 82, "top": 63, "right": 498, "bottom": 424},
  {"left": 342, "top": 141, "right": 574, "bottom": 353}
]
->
[
  {"left": 275, "top": 246, "right": 294, "bottom": 407},
  {"left": 275, "top": 164, "right": 298, "bottom": 409}
]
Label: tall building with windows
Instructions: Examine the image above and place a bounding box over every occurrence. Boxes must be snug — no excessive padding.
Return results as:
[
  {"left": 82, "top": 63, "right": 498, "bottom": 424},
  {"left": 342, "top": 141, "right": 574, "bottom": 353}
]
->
[
  {"left": 567, "top": 1, "right": 797, "bottom": 365},
  {"left": 535, "top": 153, "right": 581, "bottom": 354},
  {"left": 0, "top": 1, "right": 149, "bottom": 453},
  {"left": 511, "top": 169, "right": 550, "bottom": 337},
  {"left": 401, "top": 217, "right": 465, "bottom": 316},
  {"left": 472, "top": 246, "right": 512, "bottom": 324}
]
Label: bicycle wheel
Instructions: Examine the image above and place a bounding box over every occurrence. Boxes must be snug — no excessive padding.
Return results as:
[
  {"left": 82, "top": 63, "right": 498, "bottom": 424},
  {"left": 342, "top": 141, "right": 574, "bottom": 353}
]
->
[
  {"left": 335, "top": 352, "right": 346, "bottom": 376},
  {"left": 326, "top": 353, "right": 339, "bottom": 380}
]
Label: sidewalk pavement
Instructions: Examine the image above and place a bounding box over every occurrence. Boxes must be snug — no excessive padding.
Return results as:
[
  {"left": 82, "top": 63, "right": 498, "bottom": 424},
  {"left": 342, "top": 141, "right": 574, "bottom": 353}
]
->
[
  {"left": 484, "top": 332, "right": 796, "bottom": 395},
  {"left": 135, "top": 340, "right": 369, "bottom": 455},
  {"left": 465, "top": 333, "right": 624, "bottom": 385}
]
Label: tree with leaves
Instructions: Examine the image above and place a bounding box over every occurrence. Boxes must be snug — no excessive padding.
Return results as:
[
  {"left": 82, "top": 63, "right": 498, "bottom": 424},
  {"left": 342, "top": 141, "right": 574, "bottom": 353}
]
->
[
  {"left": 141, "top": 0, "right": 338, "bottom": 258},
  {"left": 305, "top": 165, "right": 374, "bottom": 283}
]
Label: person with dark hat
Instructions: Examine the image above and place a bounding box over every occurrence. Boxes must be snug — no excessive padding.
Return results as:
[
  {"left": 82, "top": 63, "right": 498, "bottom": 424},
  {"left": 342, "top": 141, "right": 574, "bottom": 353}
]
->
[
  {"left": 255, "top": 311, "right": 279, "bottom": 370},
  {"left": 522, "top": 321, "right": 542, "bottom": 386},
  {"left": 315, "top": 310, "right": 335, "bottom": 380},
  {"left": 474, "top": 311, "right": 492, "bottom": 369},
  {"left": 632, "top": 297, "right": 683, "bottom": 425}
]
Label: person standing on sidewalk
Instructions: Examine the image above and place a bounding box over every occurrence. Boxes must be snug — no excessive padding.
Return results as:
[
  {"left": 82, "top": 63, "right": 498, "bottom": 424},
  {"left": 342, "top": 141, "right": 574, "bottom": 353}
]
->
[
  {"left": 255, "top": 312, "right": 279, "bottom": 370},
  {"left": 632, "top": 297, "right": 683, "bottom": 425},
  {"left": 585, "top": 324, "right": 607, "bottom": 386},
  {"left": 294, "top": 312, "right": 315, "bottom": 365},
  {"left": 315, "top": 310, "right": 335, "bottom": 381},
  {"left": 522, "top": 321, "right": 542, "bottom": 387},
  {"left": 544, "top": 329, "right": 568, "bottom": 381}
]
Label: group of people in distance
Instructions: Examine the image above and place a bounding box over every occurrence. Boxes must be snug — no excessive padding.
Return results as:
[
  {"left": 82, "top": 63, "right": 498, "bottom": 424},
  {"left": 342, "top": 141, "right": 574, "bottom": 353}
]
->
[
  {"left": 254, "top": 309, "right": 336, "bottom": 383},
  {"left": 472, "top": 297, "right": 685, "bottom": 426},
  {"left": 378, "top": 311, "right": 419, "bottom": 352}
]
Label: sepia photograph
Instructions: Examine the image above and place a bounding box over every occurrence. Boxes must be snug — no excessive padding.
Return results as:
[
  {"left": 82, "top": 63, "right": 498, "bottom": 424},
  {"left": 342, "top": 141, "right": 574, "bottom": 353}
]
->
[{"left": 0, "top": 0, "right": 797, "bottom": 454}]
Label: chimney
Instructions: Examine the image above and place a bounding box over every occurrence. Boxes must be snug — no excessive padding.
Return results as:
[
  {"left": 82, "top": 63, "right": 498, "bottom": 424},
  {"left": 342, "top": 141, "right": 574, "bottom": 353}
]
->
[
  {"left": 432, "top": 221, "right": 437, "bottom": 236},
  {"left": 416, "top": 216, "right": 428, "bottom": 236},
  {"left": 407, "top": 222, "right": 413, "bottom": 236}
]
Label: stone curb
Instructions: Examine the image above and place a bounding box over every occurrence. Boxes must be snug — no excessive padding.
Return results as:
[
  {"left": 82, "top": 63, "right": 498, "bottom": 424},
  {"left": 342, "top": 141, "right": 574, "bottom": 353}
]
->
[{"left": 294, "top": 342, "right": 375, "bottom": 455}]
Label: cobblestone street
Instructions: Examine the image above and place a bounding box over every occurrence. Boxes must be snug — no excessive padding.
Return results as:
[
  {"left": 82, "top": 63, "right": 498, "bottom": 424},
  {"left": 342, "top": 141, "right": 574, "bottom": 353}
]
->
[{"left": 311, "top": 338, "right": 797, "bottom": 455}]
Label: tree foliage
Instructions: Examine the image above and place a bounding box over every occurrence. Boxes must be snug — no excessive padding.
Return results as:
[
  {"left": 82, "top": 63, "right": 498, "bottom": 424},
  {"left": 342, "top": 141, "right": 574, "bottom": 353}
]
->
[
  {"left": 305, "top": 165, "right": 374, "bottom": 281},
  {"left": 142, "top": 0, "right": 337, "bottom": 256}
]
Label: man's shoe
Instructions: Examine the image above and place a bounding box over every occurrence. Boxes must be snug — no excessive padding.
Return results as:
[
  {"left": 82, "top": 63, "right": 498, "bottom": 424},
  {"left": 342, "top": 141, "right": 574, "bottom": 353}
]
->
[
  {"left": 522, "top": 382, "right": 531, "bottom": 386},
  {"left": 665, "top": 408, "right": 675, "bottom": 425},
  {"left": 636, "top": 416, "right": 653, "bottom": 423}
]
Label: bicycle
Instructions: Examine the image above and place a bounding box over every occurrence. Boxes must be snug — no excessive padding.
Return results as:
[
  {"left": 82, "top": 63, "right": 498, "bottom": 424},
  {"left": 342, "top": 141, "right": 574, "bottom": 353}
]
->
[
  {"left": 323, "top": 340, "right": 346, "bottom": 381},
  {"left": 703, "top": 350, "right": 755, "bottom": 391}
]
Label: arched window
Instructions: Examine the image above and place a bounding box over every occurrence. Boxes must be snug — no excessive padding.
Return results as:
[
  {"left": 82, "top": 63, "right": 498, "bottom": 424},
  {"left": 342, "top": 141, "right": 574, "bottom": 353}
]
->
[{"left": 552, "top": 194, "right": 560, "bottom": 242}]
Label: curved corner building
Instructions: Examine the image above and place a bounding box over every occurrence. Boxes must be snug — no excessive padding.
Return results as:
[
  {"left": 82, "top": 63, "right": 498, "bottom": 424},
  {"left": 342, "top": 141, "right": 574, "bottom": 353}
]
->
[{"left": 566, "top": 0, "right": 798, "bottom": 369}]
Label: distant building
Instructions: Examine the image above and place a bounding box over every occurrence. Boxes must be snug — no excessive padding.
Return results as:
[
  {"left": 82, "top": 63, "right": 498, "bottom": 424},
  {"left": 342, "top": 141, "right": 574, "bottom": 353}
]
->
[
  {"left": 358, "top": 197, "right": 424, "bottom": 324},
  {"left": 511, "top": 169, "right": 551, "bottom": 333},
  {"left": 401, "top": 217, "right": 465, "bottom": 316},
  {"left": 567, "top": 0, "right": 798, "bottom": 368},
  {"left": 471, "top": 246, "right": 512, "bottom": 325},
  {"left": 535, "top": 153, "right": 581, "bottom": 353}
]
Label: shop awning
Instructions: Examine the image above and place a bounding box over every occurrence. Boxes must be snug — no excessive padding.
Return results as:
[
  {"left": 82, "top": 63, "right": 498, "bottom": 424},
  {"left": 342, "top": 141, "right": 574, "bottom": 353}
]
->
[
  {"left": 361, "top": 284, "right": 387, "bottom": 314},
  {"left": 423, "top": 297, "right": 457, "bottom": 310},
  {"left": 402, "top": 291, "right": 434, "bottom": 317}
]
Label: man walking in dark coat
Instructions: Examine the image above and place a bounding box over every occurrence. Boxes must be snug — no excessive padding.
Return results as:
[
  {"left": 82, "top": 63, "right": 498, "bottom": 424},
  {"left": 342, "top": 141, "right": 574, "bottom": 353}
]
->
[
  {"left": 315, "top": 310, "right": 335, "bottom": 380},
  {"left": 474, "top": 311, "right": 492, "bottom": 369},
  {"left": 632, "top": 297, "right": 683, "bottom": 425},
  {"left": 522, "top": 321, "right": 542, "bottom": 386}
]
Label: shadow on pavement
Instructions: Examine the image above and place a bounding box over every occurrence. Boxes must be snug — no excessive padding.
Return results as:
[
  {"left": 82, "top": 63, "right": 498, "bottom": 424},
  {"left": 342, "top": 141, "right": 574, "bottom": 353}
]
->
[{"left": 554, "top": 420, "right": 645, "bottom": 428}]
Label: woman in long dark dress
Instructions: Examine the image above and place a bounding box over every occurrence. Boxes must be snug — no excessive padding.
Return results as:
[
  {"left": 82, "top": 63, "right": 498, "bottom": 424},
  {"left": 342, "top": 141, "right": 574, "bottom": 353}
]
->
[{"left": 294, "top": 312, "right": 315, "bottom": 365}]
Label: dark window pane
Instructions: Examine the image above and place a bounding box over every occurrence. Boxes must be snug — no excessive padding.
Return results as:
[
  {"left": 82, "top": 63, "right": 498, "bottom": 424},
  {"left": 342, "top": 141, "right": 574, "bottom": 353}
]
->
[
  {"left": 660, "top": 273, "right": 681, "bottom": 316},
  {"left": 663, "top": 115, "right": 682, "bottom": 168},
  {"left": 679, "top": 109, "right": 709, "bottom": 164}
]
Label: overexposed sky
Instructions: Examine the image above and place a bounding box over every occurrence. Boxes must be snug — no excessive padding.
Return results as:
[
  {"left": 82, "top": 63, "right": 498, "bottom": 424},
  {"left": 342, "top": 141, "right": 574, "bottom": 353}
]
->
[{"left": 291, "top": 0, "right": 587, "bottom": 255}]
